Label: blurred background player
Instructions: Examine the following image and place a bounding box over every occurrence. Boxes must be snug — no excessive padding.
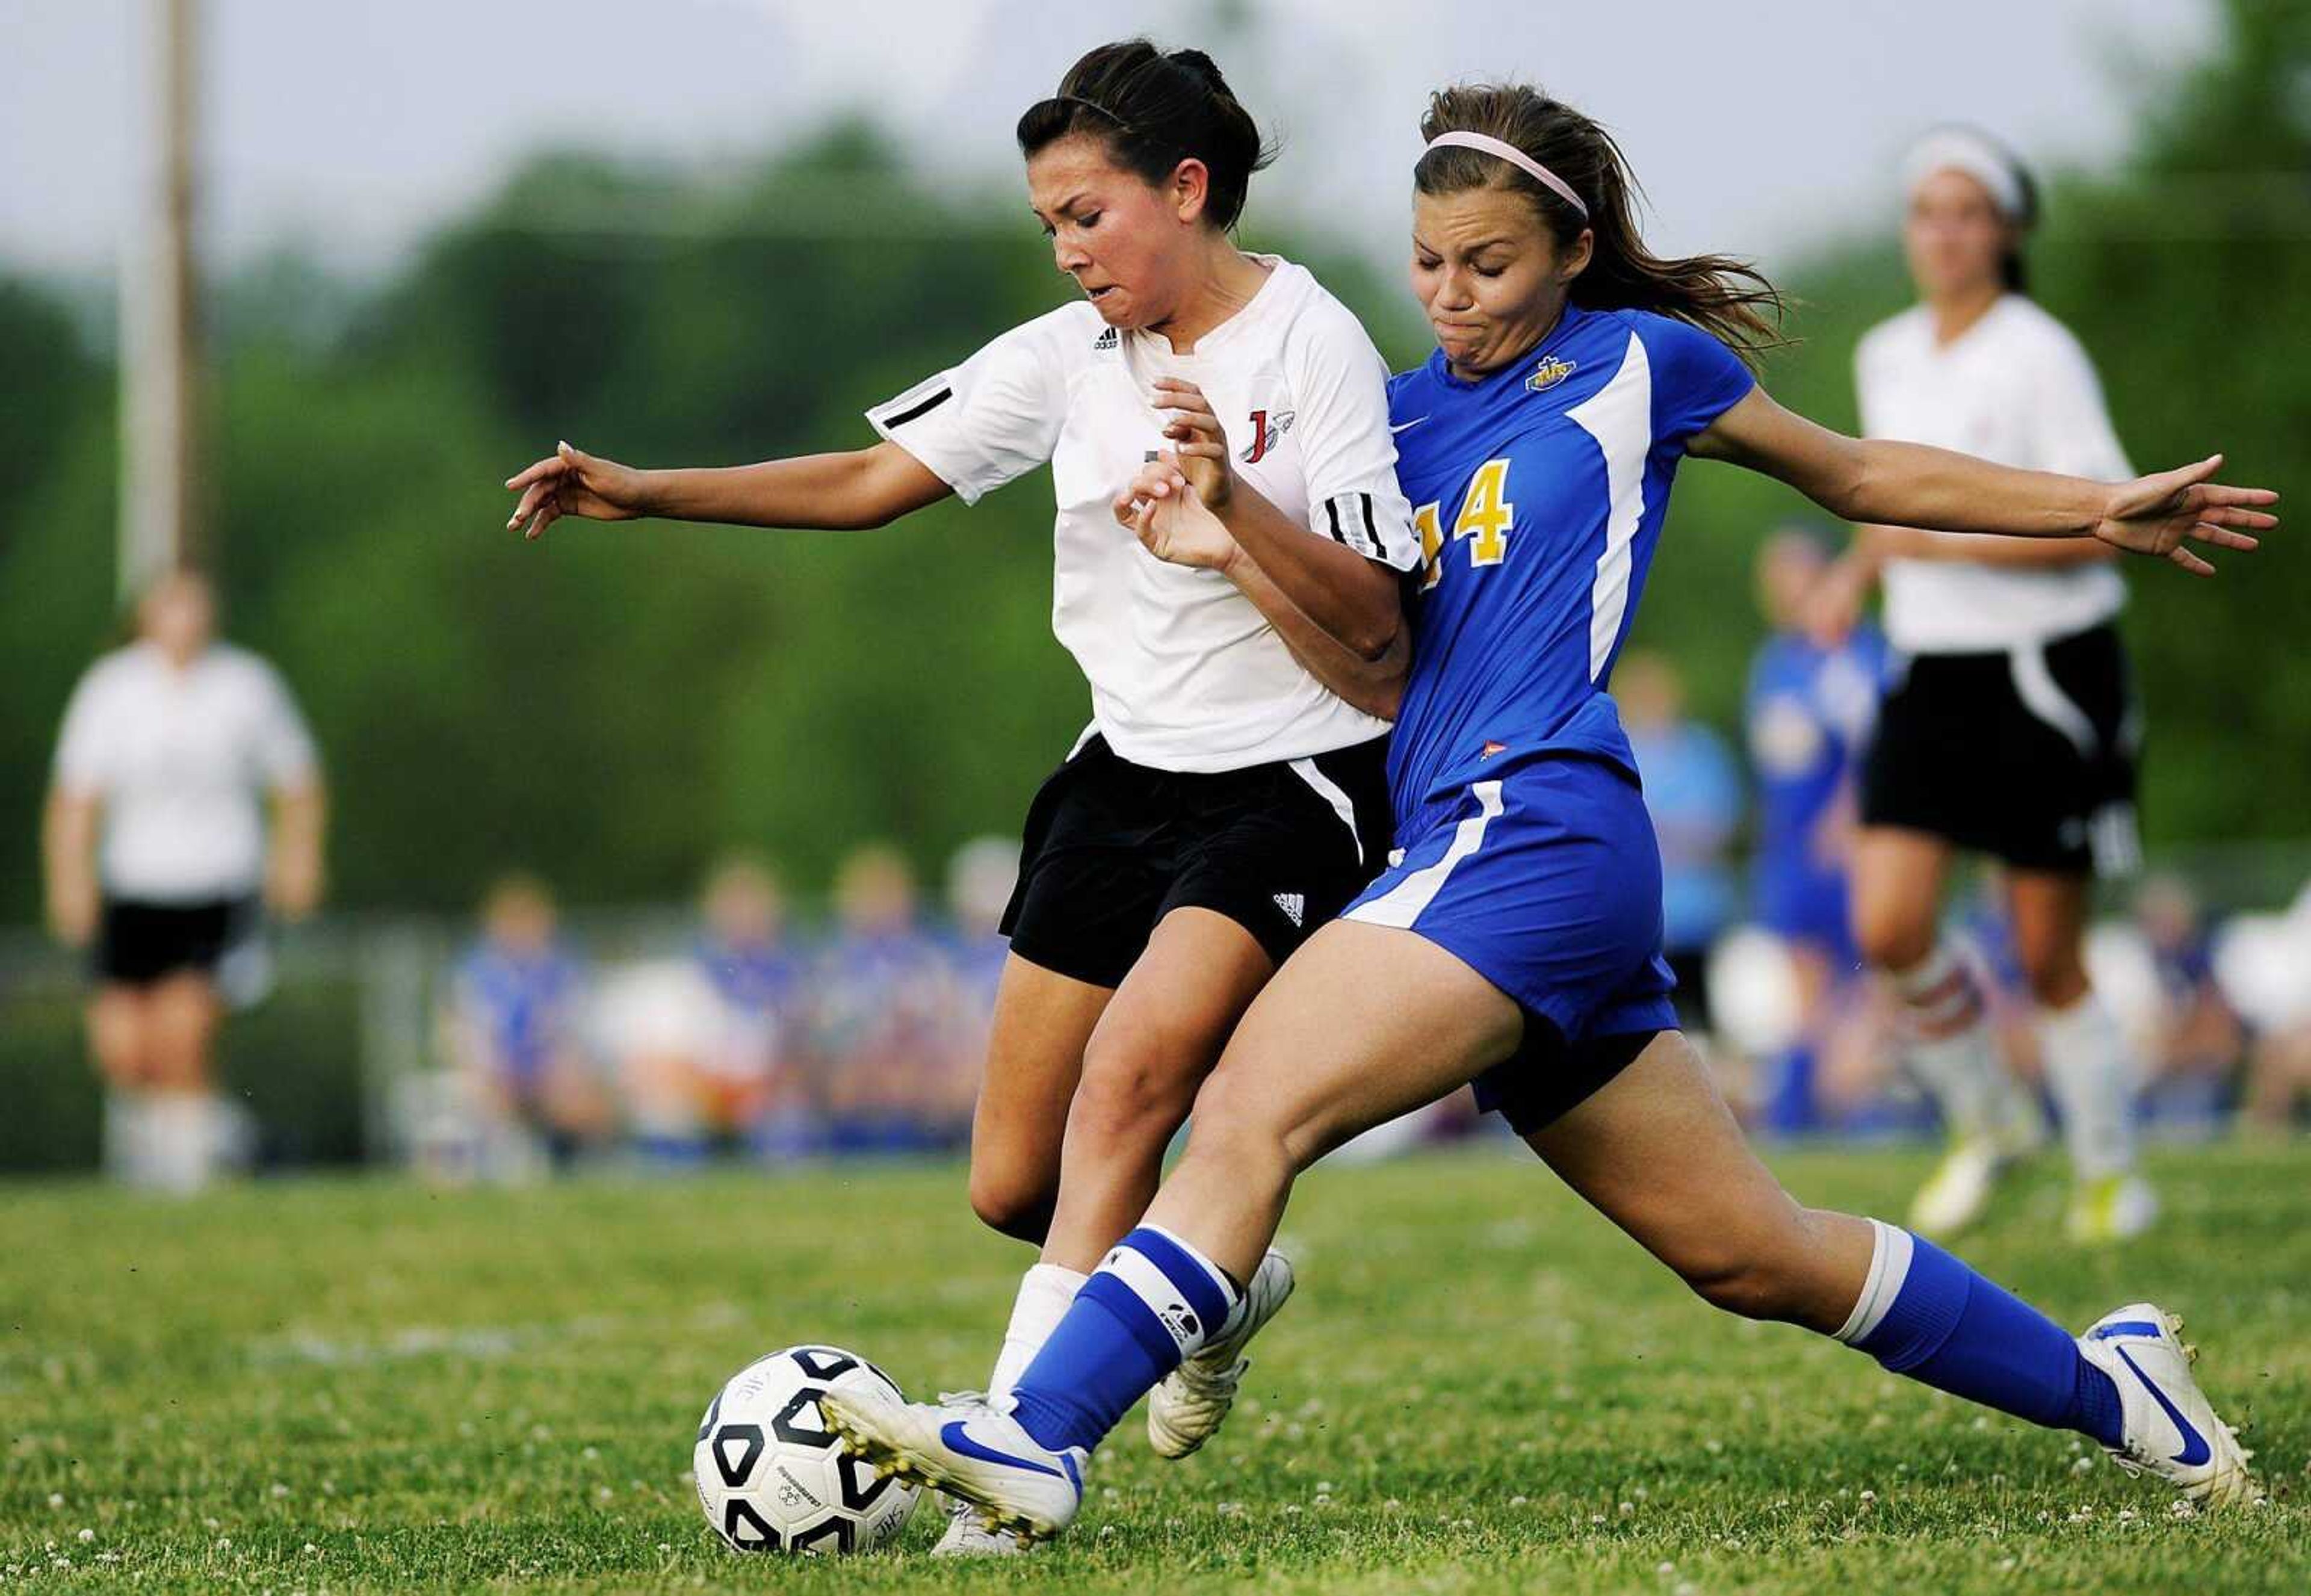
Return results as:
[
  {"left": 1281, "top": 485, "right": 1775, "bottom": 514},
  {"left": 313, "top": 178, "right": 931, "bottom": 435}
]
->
[
  {"left": 815, "top": 843, "right": 963, "bottom": 1155},
  {"left": 691, "top": 852, "right": 808, "bottom": 1158},
  {"left": 1813, "top": 128, "right": 2156, "bottom": 1242},
  {"left": 42, "top": 568, "right": 326, "bottom": 1192},
  {"left": 1745, "top": 527, "right": 1887, "bottom": 1133},
  {"left": 1618, "top": 651, "right": 1742, "bottom": 1043},
  {"left": 439, "top": 873, "right": 609, "bottom": 1175}
]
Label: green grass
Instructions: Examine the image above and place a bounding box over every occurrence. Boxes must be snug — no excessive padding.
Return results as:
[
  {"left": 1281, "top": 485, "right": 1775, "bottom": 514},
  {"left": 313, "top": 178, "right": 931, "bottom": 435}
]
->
[{"left": 3, "top": 1143, "right": 2306, "bottom": 1592}]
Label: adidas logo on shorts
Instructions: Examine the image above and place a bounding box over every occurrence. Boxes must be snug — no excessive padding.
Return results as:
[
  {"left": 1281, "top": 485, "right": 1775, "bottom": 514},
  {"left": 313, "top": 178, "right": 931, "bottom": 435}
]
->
[{"left": 1273, "top": 892, "right": 1305, "bottom": 927}]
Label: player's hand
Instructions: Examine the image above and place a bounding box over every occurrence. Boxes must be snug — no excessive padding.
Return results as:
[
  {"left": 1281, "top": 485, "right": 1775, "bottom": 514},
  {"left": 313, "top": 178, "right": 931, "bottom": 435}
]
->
[
  {"left": 1150, "top": 379, "right": 1236, "bottom": 513},
  {"left": 2091, "top": 455, "right": 2276, "bottom": 575},
  {"left": 1113, "top": 453, "right": 1240, "bottom": 573},
  {"left": 503, "top": 442, "right": 651, "bottom": 540},
  {"left": 1802, "top": 552, "right": 1874, "bottom": 646}
]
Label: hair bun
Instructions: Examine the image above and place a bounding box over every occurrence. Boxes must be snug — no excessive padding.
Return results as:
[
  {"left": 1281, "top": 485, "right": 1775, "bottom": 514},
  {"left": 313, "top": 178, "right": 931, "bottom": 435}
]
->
[{"left": 1167, "top": 48, "right": 1230, "bottom": 95}]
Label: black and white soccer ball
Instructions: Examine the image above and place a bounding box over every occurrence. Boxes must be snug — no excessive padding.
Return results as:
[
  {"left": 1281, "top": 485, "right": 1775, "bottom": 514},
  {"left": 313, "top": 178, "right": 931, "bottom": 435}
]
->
[{"left": 693, "top": 1344, "right": 921, "bottom": 1554}]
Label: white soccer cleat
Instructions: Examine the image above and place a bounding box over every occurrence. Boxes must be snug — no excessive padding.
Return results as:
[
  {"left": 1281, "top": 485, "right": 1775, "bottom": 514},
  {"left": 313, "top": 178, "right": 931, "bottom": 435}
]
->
[
  {"left": 2076, "top": 1304, "right": 2256, "bottom": 1508},
  {"left": 2065, "top": 1173, "right": 2159, "bottom": 1244},
  {"left": 820, "top": 1385, "right": 1086, "bottom": 1542},
  {"left": 1147, "top": 1247, "right": 1296, "bottom": 1459},
  {"left": 927, "top": 1391, "right": 1030, "bottom": 1556},
  {"left": 931, "top": 1492, "right": 1027, "bottom": 1556}
]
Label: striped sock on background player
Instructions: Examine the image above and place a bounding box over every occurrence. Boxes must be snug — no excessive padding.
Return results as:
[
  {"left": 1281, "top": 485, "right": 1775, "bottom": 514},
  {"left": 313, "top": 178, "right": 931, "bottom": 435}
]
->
[
  {"left": 1007, "top": 1226, "right": 1240, "bottom": 1455},
  {"left": 1893, "top": 943, "right": 2011, "bottom": 1140}
]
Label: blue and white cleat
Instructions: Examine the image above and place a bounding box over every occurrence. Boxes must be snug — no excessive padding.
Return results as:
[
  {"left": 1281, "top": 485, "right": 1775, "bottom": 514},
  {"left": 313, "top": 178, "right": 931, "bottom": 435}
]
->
[
  {"left": 2076, "top": 1304, "right": 2256, "bottom": 1508},
  {"left": 1147, "top": 1246, "right": 1296, "bottom": 1459},
  {"left": 820, "top": 1385, "right": 1087, "bottom": 1542}
]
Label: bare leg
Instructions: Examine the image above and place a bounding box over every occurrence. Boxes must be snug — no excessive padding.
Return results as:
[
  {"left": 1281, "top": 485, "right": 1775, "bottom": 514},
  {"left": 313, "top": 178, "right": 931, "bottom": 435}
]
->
[
  {"left": 1143, "top": 919, "right": 1523, "bottom": 1281},
  {"left": 1038, "top": 910, "right": 1276, "bottom": 1272},
  {"left": 1527, "top": 1032, "right": 1874, "bottom": 1332},
  {"left": 967, "top": 954, "right": 1114, "bottom": 1244}
]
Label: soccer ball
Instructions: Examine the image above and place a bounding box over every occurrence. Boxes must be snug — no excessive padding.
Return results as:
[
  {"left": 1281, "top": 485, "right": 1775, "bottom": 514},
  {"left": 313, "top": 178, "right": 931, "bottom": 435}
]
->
[{"left": 693, "top": 1344, "right": 921, "bottom": 1554}]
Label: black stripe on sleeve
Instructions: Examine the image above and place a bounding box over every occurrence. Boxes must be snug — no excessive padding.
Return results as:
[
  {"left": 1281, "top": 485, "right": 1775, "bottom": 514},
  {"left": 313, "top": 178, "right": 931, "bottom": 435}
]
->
[
  {"left": 880, "top": 387, "right": 953, "bottom": 428},
  {"left": 1322, "top": 498, "right": 1349, "bottom": 546},
  {"left": 1357, "top": 493, "right": 1383, "bottom": 560}
]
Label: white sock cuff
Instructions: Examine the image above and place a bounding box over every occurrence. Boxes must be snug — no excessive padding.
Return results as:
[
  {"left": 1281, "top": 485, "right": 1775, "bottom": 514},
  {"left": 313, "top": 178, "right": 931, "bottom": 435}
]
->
[
  {"left": 1136, "top": 1223, "right": 1239, "bottom": 1306},
  {"left": 1021, "top": 1261, "right": 1088, "bottom": 1299},
  {"left": 1833, "top": 1219, "right": 1915, "bottom": 1346}
]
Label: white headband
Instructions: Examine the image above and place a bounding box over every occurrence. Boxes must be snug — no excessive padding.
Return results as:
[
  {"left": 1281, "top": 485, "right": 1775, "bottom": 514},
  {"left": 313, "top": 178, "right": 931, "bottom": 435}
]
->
[
  {"left": 1423, "top": 131, "right": 1589, "bottom": 221},
  {"left": 1901, "top": 128, "right": 2028, "bottom": 221}
]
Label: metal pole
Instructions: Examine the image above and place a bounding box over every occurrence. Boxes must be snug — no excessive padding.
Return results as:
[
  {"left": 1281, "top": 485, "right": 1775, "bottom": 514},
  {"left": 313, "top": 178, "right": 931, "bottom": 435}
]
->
[{"left": 118, "top": 0, "right": 201, "bottom": 602}]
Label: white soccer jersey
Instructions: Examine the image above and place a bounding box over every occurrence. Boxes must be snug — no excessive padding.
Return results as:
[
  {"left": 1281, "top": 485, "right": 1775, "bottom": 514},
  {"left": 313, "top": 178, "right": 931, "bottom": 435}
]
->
[
  {"left": 1856, "top": 295, "right": 2130, "bottom": 653},
  {"left": 867, "top": 256, "right": 1420, "bottom": 773},
  {"left": 52, "top": 641, "right": 320, "bottom": 902}
]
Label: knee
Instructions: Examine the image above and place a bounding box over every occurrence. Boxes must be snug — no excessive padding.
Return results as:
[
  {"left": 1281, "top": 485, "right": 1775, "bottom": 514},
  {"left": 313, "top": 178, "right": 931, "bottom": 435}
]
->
[
  {"left": 1852, "top": 900, "right": 1935, "bottom": 976},
  {"left": 968, "top": 1161, "right": 1055, "bottom": 1244},
  {"left": 1175, "top": 1066, "right": 1300, "bottom": 1184},
  {"left": 1069, "top": 1024, "right": 1205, "bottom": 1150},
  {"left": 2016, "top": 942, "right": 2089, "bottom": 1009}
]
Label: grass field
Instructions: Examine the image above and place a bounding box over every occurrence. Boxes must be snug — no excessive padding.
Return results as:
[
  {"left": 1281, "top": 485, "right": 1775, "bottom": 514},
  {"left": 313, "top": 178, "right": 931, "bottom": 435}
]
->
[{"left": 4, "top": 1142, "right": 2307, "bottom": 1593}]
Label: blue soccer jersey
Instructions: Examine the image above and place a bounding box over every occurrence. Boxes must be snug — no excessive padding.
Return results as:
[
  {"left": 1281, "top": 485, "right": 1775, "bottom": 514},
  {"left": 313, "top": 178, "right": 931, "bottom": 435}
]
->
[
  {"left": 1384, "top": 304, "right": 1755, "bottom": 831},
  {"left": 1345, "top": 306, "right": 1754, "bottom": 1080}
]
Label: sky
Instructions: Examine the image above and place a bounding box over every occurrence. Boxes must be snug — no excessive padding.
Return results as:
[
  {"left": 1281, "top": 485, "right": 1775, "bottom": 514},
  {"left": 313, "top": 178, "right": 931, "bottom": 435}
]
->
[{"left": 1, "top": 0, "right": 2217, "bottom": 288}]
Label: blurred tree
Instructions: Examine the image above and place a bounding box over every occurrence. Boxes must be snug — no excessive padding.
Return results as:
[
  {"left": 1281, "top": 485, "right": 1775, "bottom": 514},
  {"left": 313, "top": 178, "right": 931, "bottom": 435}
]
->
[{"left": 0, "top": 1, "right": 2302, "bottom": 927}]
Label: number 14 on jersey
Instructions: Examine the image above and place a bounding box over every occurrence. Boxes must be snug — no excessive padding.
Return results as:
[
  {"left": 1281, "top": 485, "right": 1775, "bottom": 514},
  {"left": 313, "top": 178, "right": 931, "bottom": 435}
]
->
[{"left": 1415, "top": 458, "right": 1514, "bottom": 592}]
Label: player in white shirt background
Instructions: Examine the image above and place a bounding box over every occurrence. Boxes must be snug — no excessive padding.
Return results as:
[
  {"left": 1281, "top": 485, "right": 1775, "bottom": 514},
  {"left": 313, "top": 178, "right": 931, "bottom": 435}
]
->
[
  {"left": 1810, "top": 129, "right": 2158, "bottom": 1244},
  {"left": 501, "top": 39, "right": 1419, "bottom": 1553},
  {"left": 42, "top": 569, "right": 328, "bottom": 1193}
]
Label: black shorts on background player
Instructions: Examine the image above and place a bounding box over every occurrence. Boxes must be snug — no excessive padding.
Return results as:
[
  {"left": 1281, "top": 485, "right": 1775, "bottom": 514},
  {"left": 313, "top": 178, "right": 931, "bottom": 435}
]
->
[
  {"left": 1860, "top": 621, "right": 2139, "bottom": 876},
  {"left": 94, "top": 897, "right": 262, "bottom": 987},
  {"left": 1002, "top": 734, "right": 1394, "bottom": 988}
]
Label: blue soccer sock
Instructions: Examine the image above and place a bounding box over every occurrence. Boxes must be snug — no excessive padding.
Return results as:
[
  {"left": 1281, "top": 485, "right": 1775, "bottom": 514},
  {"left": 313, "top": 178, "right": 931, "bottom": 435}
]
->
[
  {"left": 1834, "top": 1219, "right": 2122, "bottom": 1447},
  {"left": 1006, "top": 1225, "right": 1240, "bottom": 1455}
]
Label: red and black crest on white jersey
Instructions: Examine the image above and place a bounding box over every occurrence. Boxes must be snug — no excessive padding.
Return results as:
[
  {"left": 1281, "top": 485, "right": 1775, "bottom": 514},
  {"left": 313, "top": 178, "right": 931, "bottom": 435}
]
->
[{"left": 1240, "top": 408, "right": 1296, "bottom": 465}]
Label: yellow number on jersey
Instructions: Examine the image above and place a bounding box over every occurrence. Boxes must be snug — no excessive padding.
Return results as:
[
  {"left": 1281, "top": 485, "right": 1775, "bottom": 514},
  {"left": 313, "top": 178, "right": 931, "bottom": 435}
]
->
[
  {"left": 1454, "top": 459, "right": 1513, "bottom": 566},
  {"left": 1414, "top": 501, "right": 1444, "bottom": 592}
]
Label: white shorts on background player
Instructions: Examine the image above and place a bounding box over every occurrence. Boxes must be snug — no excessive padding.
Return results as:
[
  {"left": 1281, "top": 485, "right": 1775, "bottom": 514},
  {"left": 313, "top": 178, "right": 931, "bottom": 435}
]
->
[
  {"left": 867, "top": 255, "right": 1421, "bottom": 773},
  {"left": 1856, "top": 293, "right": 2132, "bottom": 655},
  {"left": 52, "top": 640, "right": 320, "bottom": 902}
]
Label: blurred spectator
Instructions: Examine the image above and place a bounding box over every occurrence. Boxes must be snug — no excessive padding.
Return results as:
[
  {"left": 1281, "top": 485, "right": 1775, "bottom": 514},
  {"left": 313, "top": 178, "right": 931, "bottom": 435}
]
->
[
  {"left": 1619, "top": 651, "right": 1742, "bottom": 1034},
  {"left": 694, "top": 852, "right": 814, "bottom": 1157},
  {"left": 42, "top": 569, "right": 326, "bottom": 1192},
  {"left": 938, "top": 835, "right": 1019, "bottom": 1122},
  {"left": 2129, "top": 874, "right": 2241, "bottom": 1130},
  {"left": 2236, "top": 882, "right": 2311, "bottom": 1135},
  {"left": 815, "top": 843, "right": 965, "bottom": 1154},
  {"left": 1744, "top": 528, "right": 1889, "bottom": 1132},
  {"left": 439, "top": 873, "right": 610, "bottom": 1173}
]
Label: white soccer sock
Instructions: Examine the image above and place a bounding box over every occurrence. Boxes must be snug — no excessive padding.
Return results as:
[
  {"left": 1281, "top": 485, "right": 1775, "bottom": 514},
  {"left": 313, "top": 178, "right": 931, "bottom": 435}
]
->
[
  {"left": 1832, "top": 1217, "right": 1915, "bottom": 1346},
  {"left": 1893, "top": 944, "right": 2009, "bottom": 1141},
  {"left": 987, "top": 1261, "right": 1087, "bottom": 1403},
  {"left": 2037, "top": 991, "right": 2138, "bottom": 1180},
  {"left": 104, "top": 1090, "right": 156, "bottom": 1187}
]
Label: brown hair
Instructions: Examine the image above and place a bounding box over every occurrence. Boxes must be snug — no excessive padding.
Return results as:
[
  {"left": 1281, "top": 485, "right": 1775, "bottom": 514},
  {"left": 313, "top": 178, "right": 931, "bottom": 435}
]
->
[
  {"left": 1016, "top": 41, "right": 1275, "bottom": 232},
  {"left": 1415, "top": 84, "right": 1786, "bottom": 365}
]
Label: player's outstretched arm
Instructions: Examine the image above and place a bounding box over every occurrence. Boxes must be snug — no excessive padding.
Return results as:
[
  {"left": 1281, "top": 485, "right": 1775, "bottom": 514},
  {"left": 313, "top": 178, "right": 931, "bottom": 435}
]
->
[
  {"left": 1691, "top": 387, "right": 2277, "bottom": 578},
  {"left": 503, "top": 439, "right": 951, "bottom": 540}
]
